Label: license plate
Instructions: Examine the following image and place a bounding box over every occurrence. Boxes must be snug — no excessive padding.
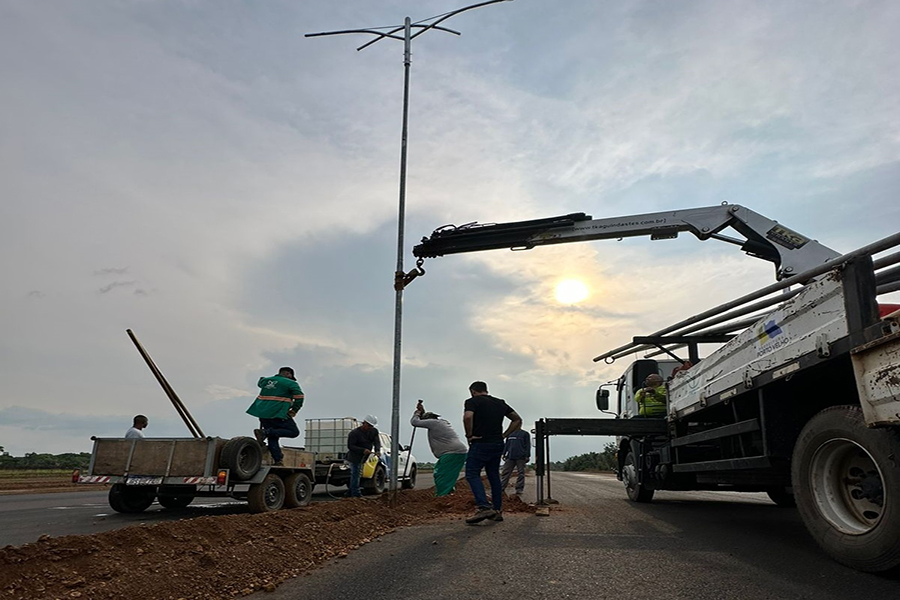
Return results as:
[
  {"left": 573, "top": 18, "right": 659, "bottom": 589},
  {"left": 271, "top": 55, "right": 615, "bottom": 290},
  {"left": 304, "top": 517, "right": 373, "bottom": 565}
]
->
[{"left": 126, "top": 476, "right": 163, "bottom": 486}]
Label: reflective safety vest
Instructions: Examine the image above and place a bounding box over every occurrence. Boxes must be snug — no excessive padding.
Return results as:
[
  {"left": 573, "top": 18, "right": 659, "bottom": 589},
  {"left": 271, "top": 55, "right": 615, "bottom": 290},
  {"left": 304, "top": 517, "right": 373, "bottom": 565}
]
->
[
  {"left": 635, "top": 385, "right": 667, "bottom": 417},
  {"left": 246, "top": 375, "right": 304, "bottom": 420}
]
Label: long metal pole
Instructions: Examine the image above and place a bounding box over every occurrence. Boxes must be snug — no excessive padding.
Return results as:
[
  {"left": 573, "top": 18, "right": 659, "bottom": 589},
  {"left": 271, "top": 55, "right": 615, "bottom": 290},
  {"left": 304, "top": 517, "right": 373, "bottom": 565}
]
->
[
  {"left": 126, "top": 329, "right": 204, "bottom": 438},
  {"left": 389, "top": 17, "right": 412, "bottom": 497}
]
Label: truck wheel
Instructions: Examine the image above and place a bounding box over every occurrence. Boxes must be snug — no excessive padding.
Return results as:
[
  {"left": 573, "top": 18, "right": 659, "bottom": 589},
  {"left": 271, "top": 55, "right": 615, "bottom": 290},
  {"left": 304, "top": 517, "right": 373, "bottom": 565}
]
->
[
  {"left": 157, "top": 485, "right": 196, "bottom": 509},
  {"left": 108, "top": 483, "right": 156, "bottom": 513},
  {"left": 622, "top": 450, "right": 654, "bottom": 503},
  {"left": 363, "top": 465, "right": 387, "bottom": 495},
  {"left": 247, "top": 473, "right": 285, "bottom": 513},
  {"left": 792, "top": 405, "right": 900, "bottom": 572},
  {"left": 402, "top": 465, "right": 417, "bottom": 490},
  {"left": 766, "top": 487, "right": 796, "bottom": 508},
  {"left": 221, "top": 436, "right": 263, "bottom": 481},
  {"left": 284, "top": 472, "right": 314, "bottom": 508}
]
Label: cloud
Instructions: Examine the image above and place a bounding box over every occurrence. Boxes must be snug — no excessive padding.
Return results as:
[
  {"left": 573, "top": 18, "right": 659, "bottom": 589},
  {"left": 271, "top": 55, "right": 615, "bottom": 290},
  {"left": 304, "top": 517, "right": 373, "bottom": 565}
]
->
[
  {"left": 97, "top": 280, "right": 136, "bottom": 294},
  {"left": 94, "top": 267, "right": 130, "bottom": 276}
]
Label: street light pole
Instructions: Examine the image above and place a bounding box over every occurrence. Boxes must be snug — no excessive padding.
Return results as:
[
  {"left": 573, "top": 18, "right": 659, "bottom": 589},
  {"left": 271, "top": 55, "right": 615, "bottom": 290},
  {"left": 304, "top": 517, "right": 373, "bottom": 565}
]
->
[{"left": 306, "top": 1, "right": 512, "bottom": 498}]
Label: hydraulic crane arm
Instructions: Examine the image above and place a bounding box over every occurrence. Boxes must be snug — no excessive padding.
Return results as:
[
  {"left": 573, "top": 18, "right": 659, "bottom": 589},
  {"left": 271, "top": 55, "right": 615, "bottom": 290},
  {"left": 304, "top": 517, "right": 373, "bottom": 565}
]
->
[{"left": 412, "top": 204, "right": 840, "bottom": 280}]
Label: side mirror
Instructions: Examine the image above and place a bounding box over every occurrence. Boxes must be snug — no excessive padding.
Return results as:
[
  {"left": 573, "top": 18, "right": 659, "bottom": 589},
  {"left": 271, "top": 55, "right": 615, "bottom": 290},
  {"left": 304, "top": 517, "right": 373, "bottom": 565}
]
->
[
  {"left": 401, "top": 445, "right": 410, "bottom": 452},
  {"left": 596, "top": 388, "right": 610, "bottom": 411}
]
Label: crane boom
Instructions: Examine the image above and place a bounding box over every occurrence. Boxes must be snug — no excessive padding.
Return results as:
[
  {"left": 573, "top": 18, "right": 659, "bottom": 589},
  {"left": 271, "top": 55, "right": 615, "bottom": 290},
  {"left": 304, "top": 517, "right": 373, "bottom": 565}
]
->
[{"left": 412, "top": 204, "right": 840, "bottom": 280}]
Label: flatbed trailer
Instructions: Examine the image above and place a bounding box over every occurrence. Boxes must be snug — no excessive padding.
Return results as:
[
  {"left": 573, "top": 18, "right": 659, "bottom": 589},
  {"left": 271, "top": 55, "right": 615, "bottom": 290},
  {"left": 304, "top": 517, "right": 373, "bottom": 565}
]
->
[{"left": 75, "top": 435, "right": 316, "bottom": 513}]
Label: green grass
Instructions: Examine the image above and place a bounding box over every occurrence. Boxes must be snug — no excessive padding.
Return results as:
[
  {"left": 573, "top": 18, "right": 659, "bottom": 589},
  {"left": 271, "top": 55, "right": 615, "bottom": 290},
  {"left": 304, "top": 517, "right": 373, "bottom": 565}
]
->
[{"left": 0, "top": 469, "right": 72, "bottom": 479}]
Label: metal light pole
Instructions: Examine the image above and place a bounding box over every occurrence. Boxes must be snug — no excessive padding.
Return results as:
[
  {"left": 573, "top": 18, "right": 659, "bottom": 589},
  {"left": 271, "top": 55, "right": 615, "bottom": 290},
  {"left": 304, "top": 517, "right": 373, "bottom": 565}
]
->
[{"left": 307, "top": 1, "right": 512, "bottom": 498}]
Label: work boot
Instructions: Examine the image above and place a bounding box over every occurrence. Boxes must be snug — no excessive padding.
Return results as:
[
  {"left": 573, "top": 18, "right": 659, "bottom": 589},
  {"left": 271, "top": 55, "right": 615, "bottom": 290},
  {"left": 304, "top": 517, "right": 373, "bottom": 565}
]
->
[
  {"left": 253, "top": 429, "right": 266, "bottom": 447},
  {"left": 273, "top": 460, "right": 284, "bottom": 467},
  {"left": 465, "top": 507, "right": 497, "bottom": 524},
  {"left": 489, "top": 511, "right": 503, "bottom": 522}
]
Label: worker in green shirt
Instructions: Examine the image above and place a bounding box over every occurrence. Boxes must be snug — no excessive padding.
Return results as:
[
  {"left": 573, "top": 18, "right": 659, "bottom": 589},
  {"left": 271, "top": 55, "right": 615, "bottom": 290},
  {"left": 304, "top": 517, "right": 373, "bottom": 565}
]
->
[
  {"left": 635, "top": 374, "right": 667, "bottom": 417},
  {"left": 247, "top": 367, "right": 304, "bottom": 466}
]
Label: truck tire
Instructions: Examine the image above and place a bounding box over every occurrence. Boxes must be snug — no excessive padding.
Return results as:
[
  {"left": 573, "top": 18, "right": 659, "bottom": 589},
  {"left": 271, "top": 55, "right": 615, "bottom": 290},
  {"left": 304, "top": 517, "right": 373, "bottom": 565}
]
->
[
  {"left": 220, "top": 436, "right": 263, "bottom": 481},
  {"left": 108, "top": 483, "right": 156, "bottom": 513},
  {"left": 157, "top": 485, "right": 196, "bottom": 509},
  {"left": 363, "top": 465, "right": 387, "bottom": 495},
  {"left": 247, "top": 473, "right": 285, "bottom": 513},
  {"left": 284, "top": 472, "right": 314, "bottom": 508},
  {"left": 766, "top": 487, "right": 796, "bottom": 508},
  {"left": 622, "top": 449, "right": 654, "bottom": 503},
  {"left": 402, "top": 465, "right": 417, "bottom": 490},
  {"left": 792, "top": 405, "right": 900, "bottom": 572}
]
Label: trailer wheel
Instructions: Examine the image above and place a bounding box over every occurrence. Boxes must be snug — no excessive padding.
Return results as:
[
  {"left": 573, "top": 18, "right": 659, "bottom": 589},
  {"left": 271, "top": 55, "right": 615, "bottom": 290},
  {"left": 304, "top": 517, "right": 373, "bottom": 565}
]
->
[
  {"left": 766, "top": 487, "right": 796, "bottom": 508},
  {"left": 108, "top": 483, "right": 156, "bottom": 513},
  {"left": 247, "top": 473, "right": 285, "bottom": 513},
  {"left": 792, "top": 405, "right": 900, "bottom": 572},
  {"left": 157, "top": 485, "right": 196, "bottom": 509},
  {"left": 363, "top": 465, "right": 387, "bottom": 495},
  {"left": 622, "top": 449, "right": 654, "bottom": 503},
  {"left": 221, "top": 436, "right": 263, "bottom": 481},
  {"left": 402, "top": 465, "right": 417, "bottom": 490},
  {"left": 284, "top": 472, "right": 314, "bottom": 508}
]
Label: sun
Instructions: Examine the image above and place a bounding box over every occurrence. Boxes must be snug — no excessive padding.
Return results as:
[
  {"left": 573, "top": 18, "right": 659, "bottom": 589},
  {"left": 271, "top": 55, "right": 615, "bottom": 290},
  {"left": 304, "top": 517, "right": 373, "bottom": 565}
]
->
[{"left": 554, "top": 279, "right": 590, "bottom": 305}]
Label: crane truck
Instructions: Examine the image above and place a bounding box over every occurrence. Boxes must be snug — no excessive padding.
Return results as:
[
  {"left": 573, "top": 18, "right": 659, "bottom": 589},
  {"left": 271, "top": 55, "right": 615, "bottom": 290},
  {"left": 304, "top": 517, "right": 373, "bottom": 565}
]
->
[{"left": 409, "top": 203, "right": 900, "bottom": 573}]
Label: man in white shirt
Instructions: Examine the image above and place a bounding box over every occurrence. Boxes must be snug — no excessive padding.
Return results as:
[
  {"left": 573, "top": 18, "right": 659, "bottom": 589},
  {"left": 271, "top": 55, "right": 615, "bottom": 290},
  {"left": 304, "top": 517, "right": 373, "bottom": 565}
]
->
[{"left": 125, "top": 415, "right": 148, "bottom": 439}]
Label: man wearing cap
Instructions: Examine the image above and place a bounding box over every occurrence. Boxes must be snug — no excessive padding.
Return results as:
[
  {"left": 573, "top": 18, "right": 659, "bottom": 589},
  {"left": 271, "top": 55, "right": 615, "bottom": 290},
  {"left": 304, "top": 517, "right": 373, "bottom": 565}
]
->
[
  {"left": 345, "top": 415, "right": 381, "bottom": 498},
  {"left": 246, "top": 367, "right": 304, "bottom": 466},
  {"left": 635, "top": 374, "right": 667, "bottom": 417},
  {"left": 410, "top": 400, "right": 468, "bottom": 497}
]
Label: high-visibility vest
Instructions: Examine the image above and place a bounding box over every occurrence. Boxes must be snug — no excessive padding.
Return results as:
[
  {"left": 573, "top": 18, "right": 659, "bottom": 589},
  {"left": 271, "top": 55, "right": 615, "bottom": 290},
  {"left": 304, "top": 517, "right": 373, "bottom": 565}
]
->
[{"left": 636, "top": 385, "right": 667, "bottom": 417}]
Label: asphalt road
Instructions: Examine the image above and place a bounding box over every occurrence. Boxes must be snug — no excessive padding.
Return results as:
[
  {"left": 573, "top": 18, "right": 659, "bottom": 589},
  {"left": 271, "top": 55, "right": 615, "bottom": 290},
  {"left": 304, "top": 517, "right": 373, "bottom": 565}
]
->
[
  {"left": 261, "top": 472, "right": 900, "bottom": 600},
  {"left": 0, "top": 474, "right": 434, "bottom": 547}
]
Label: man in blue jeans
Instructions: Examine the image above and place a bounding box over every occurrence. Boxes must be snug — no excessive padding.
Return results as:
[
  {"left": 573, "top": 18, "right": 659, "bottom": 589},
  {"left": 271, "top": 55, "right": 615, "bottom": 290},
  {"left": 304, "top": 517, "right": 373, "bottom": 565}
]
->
[
  {"left": 463, "top": 381, "right": 522, "bottom": 524},
  {"left": 345, "top": 415, "right": 381, "bottom": 498}
]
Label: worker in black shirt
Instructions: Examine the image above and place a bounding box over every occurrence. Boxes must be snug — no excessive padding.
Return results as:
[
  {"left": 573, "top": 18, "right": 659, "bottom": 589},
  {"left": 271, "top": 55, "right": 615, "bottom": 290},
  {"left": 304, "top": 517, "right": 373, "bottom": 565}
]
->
[
  {"left": 463, "top": 381, "right": 522, "bottom": 524},
  {"left": 345, "top": 415, "right": 381, "bottom": 498}
]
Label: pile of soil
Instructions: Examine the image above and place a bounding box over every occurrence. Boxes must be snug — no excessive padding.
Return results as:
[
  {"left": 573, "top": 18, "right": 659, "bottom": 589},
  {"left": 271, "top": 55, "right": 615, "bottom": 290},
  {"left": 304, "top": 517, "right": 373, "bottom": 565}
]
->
[{"left": 1, "top": 482, "right": 531, "bottom": 600}]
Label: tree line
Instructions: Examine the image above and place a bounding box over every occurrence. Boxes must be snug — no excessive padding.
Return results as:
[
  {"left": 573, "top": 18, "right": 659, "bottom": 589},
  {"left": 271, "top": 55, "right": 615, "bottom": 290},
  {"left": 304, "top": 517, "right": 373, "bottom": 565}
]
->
[
  {"left": 558, "top": 442, "right": 618, "bottom": 472},
  {"left": 0, "top": 447, "right": 91, "bottom": 470}
]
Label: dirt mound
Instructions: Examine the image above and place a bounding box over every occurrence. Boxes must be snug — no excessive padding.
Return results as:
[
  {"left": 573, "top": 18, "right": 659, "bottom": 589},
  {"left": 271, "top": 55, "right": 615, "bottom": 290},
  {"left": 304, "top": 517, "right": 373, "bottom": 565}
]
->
[{"left": 1, "top": 482, "right": 531, "bottom": 599}]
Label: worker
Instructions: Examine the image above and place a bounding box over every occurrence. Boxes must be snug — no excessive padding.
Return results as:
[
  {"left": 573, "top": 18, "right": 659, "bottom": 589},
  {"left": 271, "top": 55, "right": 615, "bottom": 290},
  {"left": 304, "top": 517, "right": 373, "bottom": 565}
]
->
[
  {"left": 410, "top": 399, "right": 468, "bottom": 497},
  {"left": 247, "top": 366, "right": 304, "bottom": 467},
  {"left": 635, "top": 374, "right": 667, "bottom": 417},
  {"left": 125, "top": 415, "right": 148, "bottom": 439},
  {"left": 345, "top": 415, "right": 381, "bottom": 498},
  {"left": 463, "top": 381, "right": 523, "bottom": 524},
  {"left": 500, "top": 427, "right": 530, "bottom": 496}
]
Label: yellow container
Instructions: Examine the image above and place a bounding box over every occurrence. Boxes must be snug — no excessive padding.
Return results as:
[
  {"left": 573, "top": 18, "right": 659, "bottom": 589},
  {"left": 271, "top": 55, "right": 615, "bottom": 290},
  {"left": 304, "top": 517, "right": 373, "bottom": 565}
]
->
[{"left": 361, "top": 453, "right": 379, "bottom": 479}]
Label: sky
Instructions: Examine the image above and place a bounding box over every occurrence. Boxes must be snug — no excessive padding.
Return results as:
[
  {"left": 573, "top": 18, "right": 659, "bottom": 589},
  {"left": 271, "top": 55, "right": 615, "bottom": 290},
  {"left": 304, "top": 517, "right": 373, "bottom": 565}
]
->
[{"left": 1, "top": 0, "right": 898, "bottom": 462}]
